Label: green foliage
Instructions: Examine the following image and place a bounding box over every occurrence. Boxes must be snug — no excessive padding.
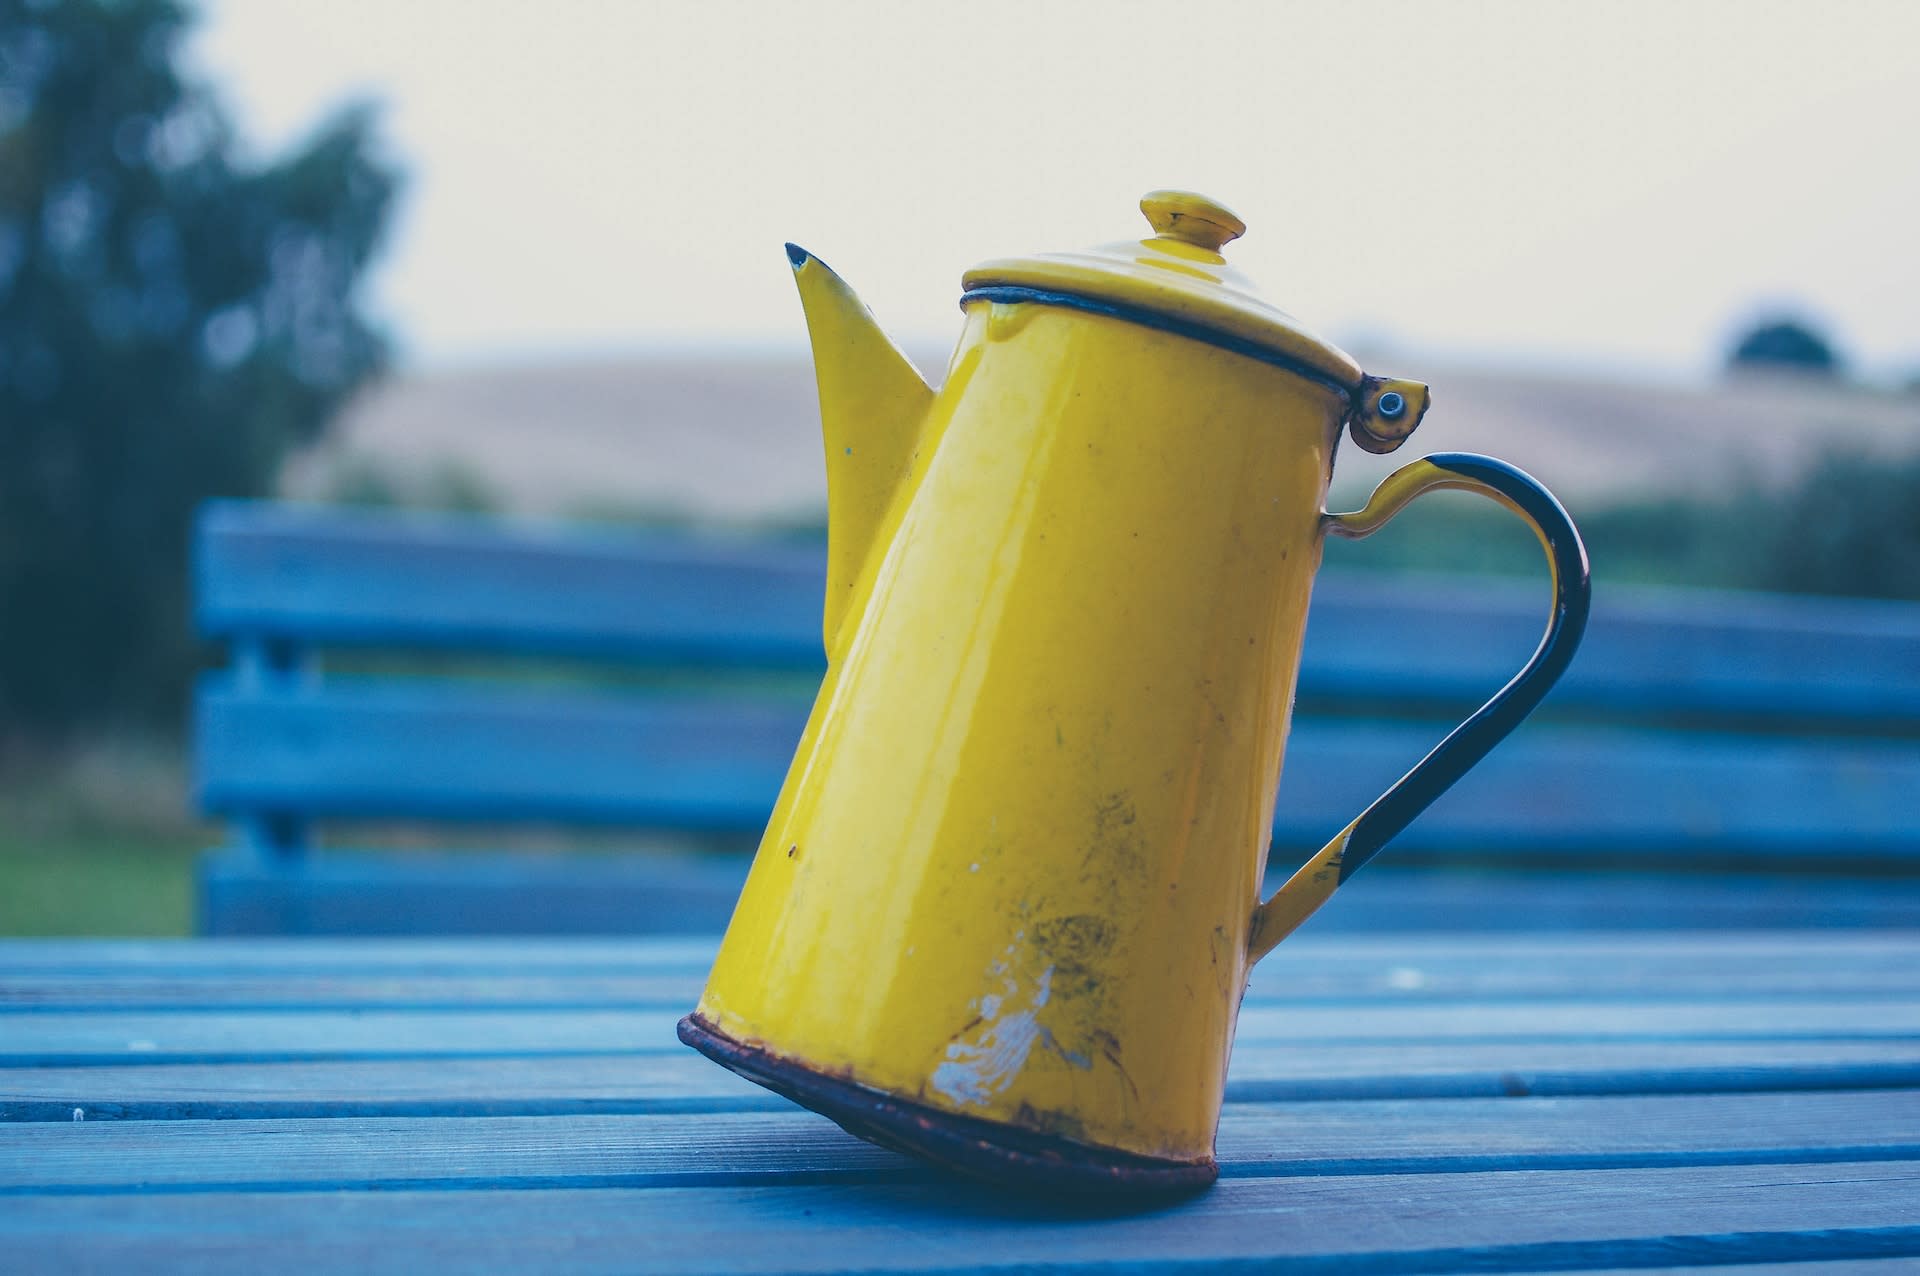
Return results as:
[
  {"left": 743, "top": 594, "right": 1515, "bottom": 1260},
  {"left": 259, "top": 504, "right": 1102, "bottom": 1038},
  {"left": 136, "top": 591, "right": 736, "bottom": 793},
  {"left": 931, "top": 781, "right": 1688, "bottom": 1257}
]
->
[
  {"left": 1750, "top": 447, "right": 1920, "bottom": 600},
  {"left": 1326, "top": 444, "right": 1920, "bottom": 603},
  {"left": 1727, "top": 316, "right": 1841, "bottom": 375},
  {"left": 323, "top": 455, "right": 501, "bottom": 514},
  {"left": 0, "top": 0, "right": 399, "bottom": 732}
]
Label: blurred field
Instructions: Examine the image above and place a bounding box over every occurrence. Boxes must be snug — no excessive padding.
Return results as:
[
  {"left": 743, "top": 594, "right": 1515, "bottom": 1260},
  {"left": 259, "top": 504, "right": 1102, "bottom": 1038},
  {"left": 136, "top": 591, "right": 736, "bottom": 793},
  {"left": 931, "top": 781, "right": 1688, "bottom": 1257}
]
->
[{"left": 288, "top": 351, "right": 1920, "bottom": 523}]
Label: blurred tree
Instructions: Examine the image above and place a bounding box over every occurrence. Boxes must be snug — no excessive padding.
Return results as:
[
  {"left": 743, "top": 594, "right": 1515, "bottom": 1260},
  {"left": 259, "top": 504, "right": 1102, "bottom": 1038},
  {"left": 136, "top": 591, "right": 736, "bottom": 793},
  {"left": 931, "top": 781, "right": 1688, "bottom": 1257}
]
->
[
  {"left": 1727, "top": 316, "right": 1842, "bottom": 376},
  {"left": 0, "top": 0, "right": 398, "bottom": 732},
  {"left": 1326, "top": 444, "right": 1920, "bottom": 605},
  {"left": 1752, "top": 447, "right": 1920, "bottom": 602}
]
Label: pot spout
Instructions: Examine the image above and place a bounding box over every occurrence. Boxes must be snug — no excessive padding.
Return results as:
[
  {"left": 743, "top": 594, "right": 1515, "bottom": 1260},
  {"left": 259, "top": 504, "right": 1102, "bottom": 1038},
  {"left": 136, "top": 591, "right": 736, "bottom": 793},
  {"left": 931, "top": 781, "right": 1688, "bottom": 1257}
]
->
[{"left": 787, "top": 244, "right": 935, "bottom": 658}]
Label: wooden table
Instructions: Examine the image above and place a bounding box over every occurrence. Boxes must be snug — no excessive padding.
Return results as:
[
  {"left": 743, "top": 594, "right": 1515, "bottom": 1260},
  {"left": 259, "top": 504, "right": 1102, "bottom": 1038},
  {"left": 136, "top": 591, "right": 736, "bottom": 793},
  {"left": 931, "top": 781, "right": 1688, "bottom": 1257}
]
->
[{"left": 4, "top": 933, "right": 1919, "bottom": 1271}]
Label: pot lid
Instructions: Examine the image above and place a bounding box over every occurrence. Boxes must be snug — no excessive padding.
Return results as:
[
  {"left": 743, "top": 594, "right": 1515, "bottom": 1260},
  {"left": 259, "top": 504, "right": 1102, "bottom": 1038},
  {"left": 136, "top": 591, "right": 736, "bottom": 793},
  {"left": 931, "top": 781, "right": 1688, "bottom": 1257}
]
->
[{"left": 961, "top": 190, "right": 1365, "bottom": 392}]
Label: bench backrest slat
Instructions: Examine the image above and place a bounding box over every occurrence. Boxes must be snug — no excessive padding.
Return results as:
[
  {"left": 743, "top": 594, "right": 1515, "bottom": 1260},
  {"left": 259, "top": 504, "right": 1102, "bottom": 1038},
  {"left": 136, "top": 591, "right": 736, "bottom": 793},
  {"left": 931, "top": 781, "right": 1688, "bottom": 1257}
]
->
[
  {"left": 197, "top": 681, "right": 802, "bottom": 831},
  {"left": 192, "top": 501, "right": 1920, "bottom": 932},
  {"left": 1301, "top": 575, "right": 1920, "bottom": 725},
  {"left": 193, "top": 502, "right": 1920, "bottom": 868},
  {"left": 195, "top": 679, "right": 1920, "bottom": 862},
  {"left": 197, "top": 502, "right": 1920, "bottom": 727},
  {"left": 196, "top": 502, "right": 826, "bottom": 667}
]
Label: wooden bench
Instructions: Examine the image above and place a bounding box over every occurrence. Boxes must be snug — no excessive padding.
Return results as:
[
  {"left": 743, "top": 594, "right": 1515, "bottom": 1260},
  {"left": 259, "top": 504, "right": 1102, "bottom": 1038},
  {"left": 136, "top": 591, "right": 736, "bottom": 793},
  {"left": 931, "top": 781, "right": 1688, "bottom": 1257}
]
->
[{"left": 192, "top": 501, "right": 1920, "bottom": 935}]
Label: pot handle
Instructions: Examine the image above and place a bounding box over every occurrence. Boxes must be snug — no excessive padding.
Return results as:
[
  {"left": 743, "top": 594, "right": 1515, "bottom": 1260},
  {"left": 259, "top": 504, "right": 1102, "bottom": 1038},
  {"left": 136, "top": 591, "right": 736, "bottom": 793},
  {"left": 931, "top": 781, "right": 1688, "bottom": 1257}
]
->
[{"left": 1246, "top": 453, "right": 1591, "bottom": 963}]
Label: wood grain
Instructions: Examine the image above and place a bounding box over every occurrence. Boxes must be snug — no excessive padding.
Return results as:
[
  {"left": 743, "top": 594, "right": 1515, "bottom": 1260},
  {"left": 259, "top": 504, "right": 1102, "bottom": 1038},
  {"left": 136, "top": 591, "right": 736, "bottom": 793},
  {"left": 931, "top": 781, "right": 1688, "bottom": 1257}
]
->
[
  {"left": 5, "top": 996, "right": 1919, "bottom": 1066},
  {"left": 5, "top": 1092, "right": 1918, "bottom": 1193},
  {"left": 6, "top": 934, "right": 1920, "bottom": 1271},
  {"left": 5, "top": 1163, "right": 1918, "bottom": 1273}
]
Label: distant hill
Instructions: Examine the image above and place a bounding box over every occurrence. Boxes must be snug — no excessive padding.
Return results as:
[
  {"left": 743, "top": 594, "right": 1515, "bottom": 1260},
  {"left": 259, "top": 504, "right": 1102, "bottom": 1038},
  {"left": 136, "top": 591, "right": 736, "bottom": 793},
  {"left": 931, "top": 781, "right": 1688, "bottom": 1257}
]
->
[{"left": 285, "top": 350, "right": 1920, "bottom": 524}]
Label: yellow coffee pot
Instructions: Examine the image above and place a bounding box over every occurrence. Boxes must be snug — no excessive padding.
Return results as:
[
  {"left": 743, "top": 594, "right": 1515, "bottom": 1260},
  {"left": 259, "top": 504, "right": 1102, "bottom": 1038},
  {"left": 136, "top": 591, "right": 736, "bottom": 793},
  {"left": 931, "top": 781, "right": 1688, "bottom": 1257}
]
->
[{"left": 681, "top": 191, "right": 1590, "bottom": 1194}]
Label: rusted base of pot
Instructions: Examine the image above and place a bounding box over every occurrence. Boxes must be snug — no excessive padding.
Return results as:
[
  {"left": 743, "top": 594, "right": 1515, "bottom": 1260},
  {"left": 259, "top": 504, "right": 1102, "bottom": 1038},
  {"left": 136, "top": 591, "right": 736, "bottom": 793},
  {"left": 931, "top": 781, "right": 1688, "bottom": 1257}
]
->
[{"left": 677, "top": 1012, "right": 1218, "bottom": 1198}]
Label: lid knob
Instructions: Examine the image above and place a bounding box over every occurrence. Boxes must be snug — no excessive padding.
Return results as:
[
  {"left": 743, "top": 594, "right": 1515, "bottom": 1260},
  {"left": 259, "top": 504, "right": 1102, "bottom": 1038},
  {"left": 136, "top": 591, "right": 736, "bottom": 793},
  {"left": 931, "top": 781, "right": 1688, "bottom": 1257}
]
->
[{"left": 1140, "top": 190, "right": 1246, "bottom": 252}]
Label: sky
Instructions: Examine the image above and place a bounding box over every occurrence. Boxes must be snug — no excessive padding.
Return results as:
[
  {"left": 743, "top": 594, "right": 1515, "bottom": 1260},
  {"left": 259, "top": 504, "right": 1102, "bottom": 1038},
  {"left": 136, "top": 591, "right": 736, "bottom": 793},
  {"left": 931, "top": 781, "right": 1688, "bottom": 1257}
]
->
[{"left": 192, "top": 0, "right": 1920, "bottom": 380}]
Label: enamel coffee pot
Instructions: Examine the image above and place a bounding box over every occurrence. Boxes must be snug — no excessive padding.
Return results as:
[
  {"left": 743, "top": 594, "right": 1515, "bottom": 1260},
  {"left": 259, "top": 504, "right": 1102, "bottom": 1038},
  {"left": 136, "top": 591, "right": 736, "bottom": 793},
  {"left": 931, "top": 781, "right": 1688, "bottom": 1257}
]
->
[{"left": 680, "top": 191, "right": 1590, "bottom": 1194}]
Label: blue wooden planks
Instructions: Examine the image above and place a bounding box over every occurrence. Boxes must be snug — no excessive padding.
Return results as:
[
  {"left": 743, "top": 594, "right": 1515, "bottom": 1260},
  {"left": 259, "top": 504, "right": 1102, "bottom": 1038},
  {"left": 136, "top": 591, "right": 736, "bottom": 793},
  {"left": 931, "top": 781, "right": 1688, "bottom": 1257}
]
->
[
  {"left": 9, "top": 933, "right": 1920, "bottom": 1009},
  {"left": 196, "top": 680, "right": 805, "bottom": 831},
  {"left": 1301, "top": 572, "right": 1920, "bottom": 726},
  {"left": 189, "top": 502, "right": 1920, "bottom": 936},
  {"left": 9, "top": 1038, "right": 1920, "bottom": 1122},
  {"left": 1274, "top": 722, "right": 1920, "bottom": 860},
  {"left": 195, "top": 675, "right": 1920, "bottom": 857},
  {"left": 2, "top": 932, "right": 1918, "bottom": 1009},
  {"left": 5, "top": 1092, "right": 1919, "bottom": 1191},
  {"left": 5, "top": 1164, "right": 1919, "bottom": 1271},
  {"left": 196, "top": 846, "right": 751, "bottom": 936},
  {"left": 9, "top": 999, "right": 1920, "bottom": 1069},
  {"left": 5, "top": 935, "right": 1920, "bottom": 1271},
  {"left": 197, "top": 502, "right": 1920, "bottom": 726},
  {"left": 195, "top": 502, "right": 828, "bottom": 668},
  {"left": 193, "top": 855, "right": 1920, "bottom": 937}
]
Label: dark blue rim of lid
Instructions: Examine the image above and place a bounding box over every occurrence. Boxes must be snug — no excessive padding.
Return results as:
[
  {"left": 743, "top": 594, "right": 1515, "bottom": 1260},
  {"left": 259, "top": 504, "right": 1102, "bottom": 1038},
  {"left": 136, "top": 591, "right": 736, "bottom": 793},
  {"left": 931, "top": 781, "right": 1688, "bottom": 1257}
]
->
[{"left": 960, "top": 285, "right": 1357, "bottom": 400}]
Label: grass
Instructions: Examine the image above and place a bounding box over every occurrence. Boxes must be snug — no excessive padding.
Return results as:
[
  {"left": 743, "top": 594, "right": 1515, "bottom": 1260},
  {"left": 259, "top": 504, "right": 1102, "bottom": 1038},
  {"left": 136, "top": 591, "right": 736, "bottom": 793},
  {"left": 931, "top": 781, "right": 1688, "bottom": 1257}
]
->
[
  {"left": 0, "top": 733, "right": 753, "bottom": 938},
  {"left": 0, "top": 828, "right": 202, "bottom": 937},
  {"left": 0, "top": 739, "right": 209, "bottom": 937}
]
